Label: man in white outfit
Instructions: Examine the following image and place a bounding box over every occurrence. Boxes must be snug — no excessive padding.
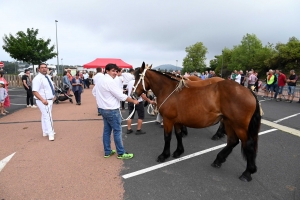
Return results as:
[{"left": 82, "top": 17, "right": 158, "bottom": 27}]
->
[{"left": 32, "top": 63, "right": 56, "bottom": 141}]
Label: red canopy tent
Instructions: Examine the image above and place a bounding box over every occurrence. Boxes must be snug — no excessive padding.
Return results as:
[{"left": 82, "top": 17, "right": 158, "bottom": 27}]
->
[{"left": 83, "top": 58, "right": 133, "bottom": 69}]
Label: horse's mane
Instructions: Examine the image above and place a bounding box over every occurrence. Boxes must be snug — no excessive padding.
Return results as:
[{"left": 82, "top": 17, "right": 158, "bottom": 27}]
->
[{"left": 134, "top": 68, "right": 187, "bottom": 91}]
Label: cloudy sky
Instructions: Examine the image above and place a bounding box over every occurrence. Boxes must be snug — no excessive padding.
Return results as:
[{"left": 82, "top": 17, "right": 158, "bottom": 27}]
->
[{"left": 1, "top": 0, "right": 299, "bottom": 68}]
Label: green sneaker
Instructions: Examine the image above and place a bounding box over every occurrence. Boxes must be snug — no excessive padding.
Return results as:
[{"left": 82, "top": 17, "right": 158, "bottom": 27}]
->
[
  {"left": 117, "top": 153, "right": 134, "bottom": 159},
  {"left": 104, "top": 150, "right": 116, "bottom": 158}
]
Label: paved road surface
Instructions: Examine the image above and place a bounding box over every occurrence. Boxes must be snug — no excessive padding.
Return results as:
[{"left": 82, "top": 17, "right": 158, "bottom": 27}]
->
[{"left": 1, "top": 86, "right": 299, "bottom": 199}]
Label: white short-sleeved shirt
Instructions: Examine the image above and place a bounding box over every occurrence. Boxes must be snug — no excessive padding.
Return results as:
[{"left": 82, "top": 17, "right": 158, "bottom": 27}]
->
[
  {"left": 122, "top": 72, "right": 134, "bottom": 85},
  {"left": 127, "top": 80, "right": 143, "bottom": 102},
  {"left": 32, "top": 73, "right": 55, "bottom": 100},
  {"left": 94, "top": 74, "right": 128, "bottom": 109},
  {"left": 235, "top": 74, "right": 241, "bottom": 84},
  {"left": 115, "top": 76, "right": 123, "bottom": 89}
]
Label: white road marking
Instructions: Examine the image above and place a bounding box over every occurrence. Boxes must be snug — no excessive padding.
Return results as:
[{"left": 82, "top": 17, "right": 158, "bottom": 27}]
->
[
  {"left": 0, "top": 152, "right": 16, "bottom": 172},
  {"left": 261, "top": 119, "right": 300, "bottom": 137},
  {"left": 122, "top": 120, "right": 157, "bottom": 127},
  {"left": 273, "top": 113, "right": 300, "bottom": 123},
  {"left": 122, "top": 129, "right": 277, "bottom": 179}
]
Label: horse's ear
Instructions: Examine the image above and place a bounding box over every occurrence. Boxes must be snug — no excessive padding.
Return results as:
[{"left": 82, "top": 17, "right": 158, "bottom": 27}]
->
[
  {"left": 149, "top": 64, "right": 152, "bottom": 69},
  {"left": 141, "top": 62, "right": 145, "bottom": 70}
]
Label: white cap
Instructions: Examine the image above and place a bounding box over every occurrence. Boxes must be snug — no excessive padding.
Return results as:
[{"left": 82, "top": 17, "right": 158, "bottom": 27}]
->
[{"left": 0, "top": 81, "right": 4, "bottom": 84}]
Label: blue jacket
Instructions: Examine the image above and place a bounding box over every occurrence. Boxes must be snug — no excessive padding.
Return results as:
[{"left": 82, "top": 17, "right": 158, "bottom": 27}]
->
[{"left": 71, "top": 77, "right": 83, "bottom": 93}]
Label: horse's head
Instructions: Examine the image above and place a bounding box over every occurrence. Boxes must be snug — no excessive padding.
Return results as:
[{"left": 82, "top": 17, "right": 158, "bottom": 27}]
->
[{"left": 132, "top": 62, "right": 151, "bottom": 99}]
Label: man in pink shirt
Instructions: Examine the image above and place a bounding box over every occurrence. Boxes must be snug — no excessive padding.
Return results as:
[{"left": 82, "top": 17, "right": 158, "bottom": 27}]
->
[{"left": 276, "top": 69, "right": 286, "bottom": 101}]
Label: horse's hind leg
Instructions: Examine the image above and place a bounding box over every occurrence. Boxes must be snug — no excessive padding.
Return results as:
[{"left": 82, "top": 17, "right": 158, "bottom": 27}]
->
[
  {"left": 211, "top": 121, "right": 226, "bottom": 140},
  {"left": 181, "top": 125, "right": 188, "bottom": 137},
  {"left": 172, "top": 124, "right": 185, "bottom": 158},
  {"left": 239, "top": 138, "right": 257, "bottom": 182},
  {"left": 157, "top": 121, "right": 173, "bottom": 162},
  {"left": 211, "top": 125, "right": 239, "bottom": 168}
]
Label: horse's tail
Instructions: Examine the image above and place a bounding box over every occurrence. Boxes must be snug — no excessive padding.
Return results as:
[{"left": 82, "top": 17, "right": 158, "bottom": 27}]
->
[{"left": 243, "top": 92, "right": 261, "bottom": 158}]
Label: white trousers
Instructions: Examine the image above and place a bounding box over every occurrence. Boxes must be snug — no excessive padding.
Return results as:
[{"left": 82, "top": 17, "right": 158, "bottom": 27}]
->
[{"left": 36, "top": 100, "right": 54, "bottom": 136}]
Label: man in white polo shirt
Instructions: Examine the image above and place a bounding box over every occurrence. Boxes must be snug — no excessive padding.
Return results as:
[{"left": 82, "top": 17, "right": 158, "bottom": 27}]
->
[
  {"left": 94, "top": 64, "right": 138, "bottom": 159},
  {"left": 32, "top": 63, "right": 56, "bottom": 141}
]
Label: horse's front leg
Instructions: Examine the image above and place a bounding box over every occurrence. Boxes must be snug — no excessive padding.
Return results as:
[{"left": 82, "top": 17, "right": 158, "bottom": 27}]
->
[
  {"left": 157, "top": 121, "right": 173, "bottom": 162},
  {"left": 172, "top": 124, "right": 184, "bottom": 158}
]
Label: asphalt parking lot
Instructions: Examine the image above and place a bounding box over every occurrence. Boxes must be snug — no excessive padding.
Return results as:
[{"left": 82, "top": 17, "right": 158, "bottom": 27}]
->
[{"left": 121, "top": 96, "right": 300, "bottom": 200}]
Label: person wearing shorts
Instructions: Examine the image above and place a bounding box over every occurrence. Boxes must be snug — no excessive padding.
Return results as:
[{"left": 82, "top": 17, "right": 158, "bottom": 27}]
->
[
  {"left": 126, "top": 78, "right": 155, "bottom": 135},
  {"left": 264, "top": 70, "right": 275, "bottom": 100},
  {"left": 286, "top": 70, "right": 298, "bottom": 103}
]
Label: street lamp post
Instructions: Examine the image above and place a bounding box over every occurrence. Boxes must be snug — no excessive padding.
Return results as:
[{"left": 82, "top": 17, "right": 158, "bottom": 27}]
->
[{"left": 55, "top": 20, "right": 60, "bottom": 75}]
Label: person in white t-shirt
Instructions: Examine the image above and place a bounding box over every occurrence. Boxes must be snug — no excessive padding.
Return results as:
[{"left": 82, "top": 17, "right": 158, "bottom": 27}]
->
[
  {"left": 92, "top": 68, "right": 104, "bottom": 116},
  {"left": 121, "top": 69, "right": 135, "bottom": 109},
  {"left": 235, "top": 71, "right": 241, "bottom": 84}
]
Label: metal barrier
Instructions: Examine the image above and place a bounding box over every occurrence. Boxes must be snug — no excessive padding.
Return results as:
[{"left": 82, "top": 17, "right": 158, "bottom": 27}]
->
[
  {"left": 260, "top": 82, "right": 300, "bottom": 99},
  {"left": 3, "top": 74, "right": 62, "bottom": 88}
]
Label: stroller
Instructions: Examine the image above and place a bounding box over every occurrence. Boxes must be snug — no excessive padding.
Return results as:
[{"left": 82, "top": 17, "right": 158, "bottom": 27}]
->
[{"left": 54, "top": 83, "right": 73, "bottom": 104}]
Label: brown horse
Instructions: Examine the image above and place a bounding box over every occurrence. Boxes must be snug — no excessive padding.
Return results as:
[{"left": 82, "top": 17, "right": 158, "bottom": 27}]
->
[
  {"left": 162, "top": 72, "right": 227, "bottom": 140},
  {"left": 133, "top": 62, "right": 261, "bottom": 182}
]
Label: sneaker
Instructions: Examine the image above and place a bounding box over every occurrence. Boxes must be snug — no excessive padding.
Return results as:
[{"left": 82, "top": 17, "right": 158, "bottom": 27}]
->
[
  {"left": 135, "top": 130, "right": 146, "bottom": 135},
  {"left": 27, "top": 105, "right": 31, "bottom": 108},
  {"left": 285, "top": 99, "right": 290, "bottom": 102},
  {"left": 104, "top": 150, "right": 116, "bottom": 158},
  {"left": 31, "top": 105, "right": 37, "bottom": 108},
  {"left": 276, "top": 98, "right": 282, "bottom": 102},
  {"left": 290, "top": 100, "right": 293, "bottom": 103},
  {"left": 117, "top": 153, "right": 134, "bottom": 159},
  {"left": 127, "top": 129, "right": 133, "bottom": 134},
  {"left": 43, "top": 133, "right": 48, "bottom": 137},
  {"left": 49, "top": 135, "right": 54, "bottom": 141}
]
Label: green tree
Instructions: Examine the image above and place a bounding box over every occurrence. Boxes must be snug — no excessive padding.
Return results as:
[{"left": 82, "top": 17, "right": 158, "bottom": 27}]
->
[
  {"left": 182, "top": 42, "right": 208, "bottom": 73},
  {"left": 2, "top": 28, "right": 57, "bottom": 66},
  {"left": 274, "top": 37, "right": 300, "bottom": 71},
  {"left": 210, "top": 48, "right": 232, "bottom": 78}
]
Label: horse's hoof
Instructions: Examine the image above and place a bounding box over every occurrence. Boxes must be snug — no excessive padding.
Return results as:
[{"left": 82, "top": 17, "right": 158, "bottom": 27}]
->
[
  {"left": 172, "top": 150, "right": 184, "bottom": 158},
  {"left": 211, "top": 162, "right": 222, "bottom": 168},
  {"left": 156, "top": 154, "right": 169, "bottom": 162},
  {"left": 239, "top": 174, "right": 252, "bottom": 182},
  {"left": 211, "top": 135, "right": 220, "bottom": 140}
]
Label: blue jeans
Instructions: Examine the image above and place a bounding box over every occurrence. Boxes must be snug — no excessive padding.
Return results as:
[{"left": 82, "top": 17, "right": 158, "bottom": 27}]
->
[{"left": 99, "top": 108, "right": 125, "bottom": 155}]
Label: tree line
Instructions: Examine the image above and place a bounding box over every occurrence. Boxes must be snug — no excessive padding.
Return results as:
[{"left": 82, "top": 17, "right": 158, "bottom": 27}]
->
[{"left": 182, "top": 34, "right": 300, "bottom": 78}]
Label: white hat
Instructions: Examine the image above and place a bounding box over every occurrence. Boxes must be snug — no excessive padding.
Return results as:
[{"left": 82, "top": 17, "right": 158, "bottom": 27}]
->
[{"left": 0, "top": 81, "right": 4, "bottom": 84}]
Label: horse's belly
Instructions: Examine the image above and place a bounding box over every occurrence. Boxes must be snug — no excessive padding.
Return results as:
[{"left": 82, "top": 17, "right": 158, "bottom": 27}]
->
[{"left": 180, "top": 114, "right": 221, "bottom": 128}]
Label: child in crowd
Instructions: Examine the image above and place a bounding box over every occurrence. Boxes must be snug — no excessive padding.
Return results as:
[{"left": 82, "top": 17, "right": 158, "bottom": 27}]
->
[{"left": 0, "top": 81, "right": 8, "bottom": 115}]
